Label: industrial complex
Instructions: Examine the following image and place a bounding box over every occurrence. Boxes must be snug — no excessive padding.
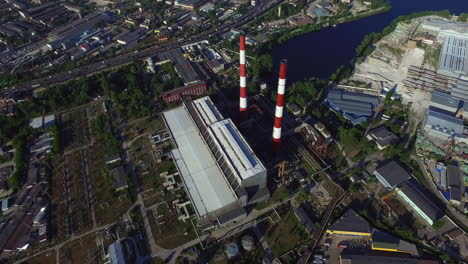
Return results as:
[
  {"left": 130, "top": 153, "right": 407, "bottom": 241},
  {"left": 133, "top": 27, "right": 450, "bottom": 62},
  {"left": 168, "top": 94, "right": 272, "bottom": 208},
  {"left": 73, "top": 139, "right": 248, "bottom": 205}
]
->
[
  {"left": 2, "top": 1, "right": 468, "bottom": 263},
  {"left": 162, "top": 96, "right": 269, "bottom": 227}
]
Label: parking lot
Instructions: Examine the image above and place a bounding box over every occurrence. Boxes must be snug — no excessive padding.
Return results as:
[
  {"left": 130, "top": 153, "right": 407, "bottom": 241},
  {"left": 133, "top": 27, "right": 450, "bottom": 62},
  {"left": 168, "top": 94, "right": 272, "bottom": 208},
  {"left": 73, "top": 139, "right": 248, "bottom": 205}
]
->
[{"left": 320, "top": 234, "right": 370, "bottom": 263}]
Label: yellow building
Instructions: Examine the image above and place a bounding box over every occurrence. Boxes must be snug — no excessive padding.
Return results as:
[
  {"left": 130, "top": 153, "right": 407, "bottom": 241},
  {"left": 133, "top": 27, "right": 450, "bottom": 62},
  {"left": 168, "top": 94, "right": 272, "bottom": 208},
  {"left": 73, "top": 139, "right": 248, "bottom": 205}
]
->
[{"left": 370, "top": 229, "right": 419, "bottom": 256}]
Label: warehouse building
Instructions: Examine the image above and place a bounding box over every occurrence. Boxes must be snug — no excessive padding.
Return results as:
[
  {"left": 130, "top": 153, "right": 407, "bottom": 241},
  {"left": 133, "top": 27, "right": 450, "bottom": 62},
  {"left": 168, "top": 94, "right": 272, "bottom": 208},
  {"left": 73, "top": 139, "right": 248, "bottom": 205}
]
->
[
  {"left": 423, "top": 90, "right": 466, "bottom": 144},
  {"left": 326, "top": 89, "right": 379, "bottom": 125},
  {"left": 423, "top": 108, "right": 464, "bottom": 141},
  {"left": 373, "top": 160, "right": 412, "bottom": 190},
  {"left": 396, "top": 179, "right": 445, "bottom": 226},
  {"left": 48, "top": 11, "right": 110, "bottom": 46},
  {"left": 326, "top": 210, "right": 372, "bottom": 237},
  {"left": 340, "top": 254, "right": 438, "bottom": 264},
  {"left": 162, "top": 97, "right": 269, "bottom": 228},
  {"left": 437, "top": 34, "right": 468, "bottom": 78},
  {"left": 430, "top": 91, "right": 463, "bottom": 113},
  {"left": 371, "top": 229, "right": 418, "bottom": 255},
  {"left": 447, "top": 165, "right": 463, "bottom": 205},
  {"left": 452, "top": 78, "right": 468, "bottom": 101},
  {"left": 107, "top": 241, "right": 127, "bottom": 264}
]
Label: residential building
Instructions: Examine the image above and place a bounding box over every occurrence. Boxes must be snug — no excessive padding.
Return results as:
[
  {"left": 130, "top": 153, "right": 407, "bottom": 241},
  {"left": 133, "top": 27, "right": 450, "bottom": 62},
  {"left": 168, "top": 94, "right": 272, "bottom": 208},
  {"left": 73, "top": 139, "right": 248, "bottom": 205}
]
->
[
  {"left": 366, "top": 126, "right": 399, "bottom": 150},
  {"left": 373, "top": 160, "right": 412, "bottom": 190}
]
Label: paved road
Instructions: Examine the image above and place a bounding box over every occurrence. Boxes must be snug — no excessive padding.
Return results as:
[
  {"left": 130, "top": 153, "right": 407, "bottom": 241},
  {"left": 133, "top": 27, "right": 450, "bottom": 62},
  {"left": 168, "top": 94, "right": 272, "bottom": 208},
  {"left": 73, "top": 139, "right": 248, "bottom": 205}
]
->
[
  {"left": 12, "top": 223, "right": 112, "bottom": 264},
  {"left": 334, "top": 141, "right": 354, "bottom": 168},
  {"left": 1, "top": 0, "right": 284, "bottom": 99}
]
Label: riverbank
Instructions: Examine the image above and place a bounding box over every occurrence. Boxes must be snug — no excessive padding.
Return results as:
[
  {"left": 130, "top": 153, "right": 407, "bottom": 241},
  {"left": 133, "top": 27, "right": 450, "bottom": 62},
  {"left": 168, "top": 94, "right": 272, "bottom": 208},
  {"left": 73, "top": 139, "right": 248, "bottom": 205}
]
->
[{"left": 254, "top": 3, "right": 392, "bottom": 54}]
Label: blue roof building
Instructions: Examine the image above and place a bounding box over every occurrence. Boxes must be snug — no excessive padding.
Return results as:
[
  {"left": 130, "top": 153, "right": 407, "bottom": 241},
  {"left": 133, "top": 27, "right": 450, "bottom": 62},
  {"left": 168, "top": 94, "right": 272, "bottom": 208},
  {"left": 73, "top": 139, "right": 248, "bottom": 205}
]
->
[
  {"left": 423, "top": 108, "right": 464, "bottom": 140},
  {"left": 430, "top": 91, "right": 463, "bottom": 113},
  {"left": 326, "top": 89, "right": 379, "bottom": 125},
  {"left": 108, "top": 242, "right": 126, "bottom": 264}
]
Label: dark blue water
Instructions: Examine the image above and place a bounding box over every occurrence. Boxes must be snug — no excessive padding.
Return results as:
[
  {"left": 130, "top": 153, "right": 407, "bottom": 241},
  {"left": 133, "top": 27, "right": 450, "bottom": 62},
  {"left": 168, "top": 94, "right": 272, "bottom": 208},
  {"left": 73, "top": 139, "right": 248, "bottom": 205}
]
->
[{"left": 273, "top": 0, "right": 468, "bottom": 82}]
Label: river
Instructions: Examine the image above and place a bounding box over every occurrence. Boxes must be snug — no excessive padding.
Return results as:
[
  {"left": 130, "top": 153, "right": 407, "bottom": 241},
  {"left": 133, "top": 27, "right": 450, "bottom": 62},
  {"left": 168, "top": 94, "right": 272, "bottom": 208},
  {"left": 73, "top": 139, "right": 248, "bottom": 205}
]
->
[{"left": 272, "top": 0, "right": 468, "bottom": 82}]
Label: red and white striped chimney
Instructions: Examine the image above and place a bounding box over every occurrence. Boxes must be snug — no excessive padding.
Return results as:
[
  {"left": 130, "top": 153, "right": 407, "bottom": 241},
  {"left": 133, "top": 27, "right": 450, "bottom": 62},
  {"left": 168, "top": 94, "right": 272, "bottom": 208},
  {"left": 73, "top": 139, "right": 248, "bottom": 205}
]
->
[
  {"left": 239, "top": 34, "right": 248, "bottom": 121},
  {"left": 272, "top": 59, "right": 288, "bottom": 152}
]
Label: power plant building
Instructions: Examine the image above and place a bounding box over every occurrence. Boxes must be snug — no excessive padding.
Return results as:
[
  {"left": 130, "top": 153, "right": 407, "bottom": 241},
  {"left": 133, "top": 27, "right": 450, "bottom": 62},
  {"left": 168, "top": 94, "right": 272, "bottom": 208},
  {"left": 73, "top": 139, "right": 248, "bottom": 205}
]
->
[{"left": 162, "top": 97, "right": 268, "bottom": 227}]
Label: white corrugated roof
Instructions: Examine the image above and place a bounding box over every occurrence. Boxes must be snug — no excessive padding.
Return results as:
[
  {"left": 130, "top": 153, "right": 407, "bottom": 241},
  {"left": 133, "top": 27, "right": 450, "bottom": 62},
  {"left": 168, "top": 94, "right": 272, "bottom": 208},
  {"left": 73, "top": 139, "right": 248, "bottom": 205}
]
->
[
  {"left": 164, "top": 107, "right": 237, "bottom": 216},
  {"left": 29, "top": 117, "right": 43, "bottom": 129},
  {"left": 209, "top": 119, "right": 265, "bottom": 181},
  {"left": 193, "top": 97, "right": 222, "bottom": 125},
  {"left": 44, "top": 115, "right": 55, "bottom": 123}
]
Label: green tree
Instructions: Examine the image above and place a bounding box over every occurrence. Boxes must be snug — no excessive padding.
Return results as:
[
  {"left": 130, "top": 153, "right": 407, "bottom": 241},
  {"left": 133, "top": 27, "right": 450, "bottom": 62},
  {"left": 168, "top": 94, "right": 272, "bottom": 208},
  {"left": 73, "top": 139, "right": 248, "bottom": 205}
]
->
[{"left": 432, "top": 218, "right": 446, "bottom": 230}]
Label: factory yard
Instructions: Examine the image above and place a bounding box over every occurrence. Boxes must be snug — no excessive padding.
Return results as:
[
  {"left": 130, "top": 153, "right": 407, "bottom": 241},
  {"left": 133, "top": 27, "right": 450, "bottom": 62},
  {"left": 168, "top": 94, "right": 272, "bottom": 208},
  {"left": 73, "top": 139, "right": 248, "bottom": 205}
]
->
[{"left": 347, "top": 16, "right": 451, "bottom": 122}]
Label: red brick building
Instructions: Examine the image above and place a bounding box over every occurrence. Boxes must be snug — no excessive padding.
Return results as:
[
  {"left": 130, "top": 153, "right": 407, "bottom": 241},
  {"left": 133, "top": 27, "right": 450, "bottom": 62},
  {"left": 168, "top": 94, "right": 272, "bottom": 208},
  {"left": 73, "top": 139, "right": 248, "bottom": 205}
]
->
[{"left": 161, "top": 81, "right": 207, "bottom": 104}]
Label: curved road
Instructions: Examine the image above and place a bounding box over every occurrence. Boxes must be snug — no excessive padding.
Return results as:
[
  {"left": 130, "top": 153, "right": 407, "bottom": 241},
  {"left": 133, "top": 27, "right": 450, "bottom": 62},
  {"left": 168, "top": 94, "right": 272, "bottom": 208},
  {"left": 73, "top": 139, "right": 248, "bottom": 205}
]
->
[{"left": 1, "top": 0, "right": 283, "bottom": 99}]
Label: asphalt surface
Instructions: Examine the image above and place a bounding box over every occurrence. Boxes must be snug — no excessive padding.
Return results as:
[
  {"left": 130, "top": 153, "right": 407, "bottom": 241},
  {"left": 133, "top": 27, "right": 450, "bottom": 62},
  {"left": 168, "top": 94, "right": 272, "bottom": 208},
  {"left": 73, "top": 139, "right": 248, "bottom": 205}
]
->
[{"left": 1, "top": 0, "right": 283, "bottom": 99}]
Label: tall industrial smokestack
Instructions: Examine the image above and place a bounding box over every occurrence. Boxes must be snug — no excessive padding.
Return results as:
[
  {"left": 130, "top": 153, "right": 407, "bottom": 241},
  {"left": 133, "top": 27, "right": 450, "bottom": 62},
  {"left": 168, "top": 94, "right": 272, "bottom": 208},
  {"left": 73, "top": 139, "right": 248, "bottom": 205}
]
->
[
  {"left": 272, "top": 59, "right": 288, "bottom": 152},
  {"left": 239, "top": 34, "right": 248, "bottom": 121}
]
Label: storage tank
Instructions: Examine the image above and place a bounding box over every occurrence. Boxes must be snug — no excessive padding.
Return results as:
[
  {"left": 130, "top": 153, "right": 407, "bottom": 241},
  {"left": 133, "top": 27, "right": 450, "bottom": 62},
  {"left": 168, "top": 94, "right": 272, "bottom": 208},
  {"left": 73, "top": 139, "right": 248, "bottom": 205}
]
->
[
  {"left": 241, "top": 235, "right": 254, "bottom": 251},
  {"left": 225, "top": 242, "right": 239, "bottom": 258}
]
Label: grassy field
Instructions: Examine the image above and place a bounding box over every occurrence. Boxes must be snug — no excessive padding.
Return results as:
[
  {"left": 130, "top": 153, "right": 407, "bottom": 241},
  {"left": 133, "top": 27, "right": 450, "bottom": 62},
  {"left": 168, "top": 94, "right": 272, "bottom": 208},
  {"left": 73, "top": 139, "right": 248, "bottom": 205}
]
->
[
  {"left": 150, "top": 203, "right": 197, "bottom": 249},
  {"left": 60, "top": 108, "right": 91, "bottom": 152},
  {"left": 264, "top": 208, "right": 310, "bottom": 256},
  {"left": 129, "top": 136, "right": 176, "bottom": 207},
  {"left": 254, "top": 185, "right": 288, "bottom": 211},
  {"left": 58, "top": 231, "right": 112, "bottom": 264},
  {"left": 88, "top": 143, "right": 132, "bottom": 225},
  {"left": 22, "top": 250, "right": 56, "bottom": 264}
]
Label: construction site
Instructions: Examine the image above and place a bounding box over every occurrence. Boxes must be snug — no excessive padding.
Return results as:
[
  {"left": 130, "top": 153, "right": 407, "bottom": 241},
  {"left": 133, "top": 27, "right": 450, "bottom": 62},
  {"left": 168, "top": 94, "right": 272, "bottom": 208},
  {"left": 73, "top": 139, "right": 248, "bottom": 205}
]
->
[{"left": 337, "top": 14, "right": 468, "bottom": 199}]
